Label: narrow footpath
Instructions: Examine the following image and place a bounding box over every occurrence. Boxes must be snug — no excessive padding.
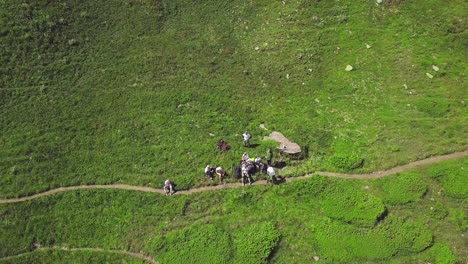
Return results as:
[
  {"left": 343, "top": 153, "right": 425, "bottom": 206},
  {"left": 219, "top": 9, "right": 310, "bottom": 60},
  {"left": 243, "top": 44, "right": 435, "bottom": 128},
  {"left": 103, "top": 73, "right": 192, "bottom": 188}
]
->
[{"left": 0, "top": 150, "right": 466, "bottom": 204}]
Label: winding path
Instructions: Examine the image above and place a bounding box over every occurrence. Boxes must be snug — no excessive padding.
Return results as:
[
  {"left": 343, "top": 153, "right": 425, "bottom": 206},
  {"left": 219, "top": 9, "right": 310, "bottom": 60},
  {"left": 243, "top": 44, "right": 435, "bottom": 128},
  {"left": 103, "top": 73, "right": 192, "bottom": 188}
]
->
[
  {"left": 0, "top": 150, "right": 466, "bottom": 204},
  {"left": 0, "top": 246, "right": 157, "bottom": 264}
]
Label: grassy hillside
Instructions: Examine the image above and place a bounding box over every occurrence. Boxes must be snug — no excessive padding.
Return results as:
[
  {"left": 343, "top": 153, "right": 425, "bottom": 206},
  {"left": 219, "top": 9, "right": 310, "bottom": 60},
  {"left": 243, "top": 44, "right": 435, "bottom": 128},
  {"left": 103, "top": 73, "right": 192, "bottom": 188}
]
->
[
  {"left": 1, "top": 0, "right": 467, "bottom": 197},
  {"left": 1, "top": 158, "right": 466, "bottom": 263}
]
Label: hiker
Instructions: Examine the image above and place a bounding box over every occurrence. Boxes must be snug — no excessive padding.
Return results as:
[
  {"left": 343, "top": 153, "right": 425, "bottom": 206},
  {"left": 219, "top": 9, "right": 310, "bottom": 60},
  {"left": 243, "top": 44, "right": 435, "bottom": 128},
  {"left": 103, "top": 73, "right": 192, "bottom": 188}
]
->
[
  {"left": 254, "top": 156, "right": 264, "bottom": 173},
  {"left": 241, "top": 163, "right": 252, "bottom": 186},
  {"left": 205, "top": 164, "right": 215, "bottom": 180},
  {"left": 266, "top": 148, "right": 273, "bottom": 166},
  {"left": 266, "top": 166, "right": 276, "bottom": 184},
  {"left": 242, "top": 131, "right": 251, "bottom": 147},
  {"left": 215, "top": 166, "right": 226, "bottom": 182},
  {"left": 164, "top": 179, "right": 175, "bottom": 195},
  {"left": 216, "top": 139, "right": 229, "bottom": 151},
  {"left": 233, "top": 164, "right": 242, "bottom": 179},
  {"left": 242, "top": 152, "right": 250, "bottom": 161}
]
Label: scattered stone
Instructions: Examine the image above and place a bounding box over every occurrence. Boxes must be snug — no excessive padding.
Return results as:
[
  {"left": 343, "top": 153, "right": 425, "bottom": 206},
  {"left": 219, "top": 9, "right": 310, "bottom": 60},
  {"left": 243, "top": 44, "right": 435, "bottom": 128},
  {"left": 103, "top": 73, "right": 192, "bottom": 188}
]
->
[
  {"left": 209, "top": 133, "right": 215, "bottom": 137},
  {"left": 254, "top": 46, "right": 260, "bottom": 51},
  {"left": 432, "top": 65, "right": 439, "bottom": 71},
  {"left": 377, "top": 0, "right": 383, "bottom": 4},
  {"left": 430, "top": 197, "right": 435, "bottom": 201},
  {"left": 345, "top": 65, "right": 353, "bottom": 71},
  {"left": 68, "top": 39, "right": 79, "bottom": 46},
  {"left": 286, "top": 73, "right": 290, "bottom": 79},
  {"left": 314, "top": 98, "right": 320, "bottom": 103},
  {"left": 407, "top": 104, "right": 411, "bottom": 107},
  {"left": 298, "top": 54, "right": 303, "bottom": 59},
  {"left": 426, "top": 73, "right": 434, "bottom": 79},
  {"left": 430, "top": 207, "right": 434, "bottom": 210},
  {"left": 308, "top": 68, "right": 313, "bottom": 72},
  {"left": 364, "top": 185, "right": 369, "bottom": 190},
  {"left": 366, "top": 43, "right": 371, "bottom": 49},
  {"left": 403, "top": 84, "right": 408, "bottom": 89},
  {"left": 260, "top": 124, "right": 268, "bottom": 130},
  {"left": 313, "top": 256, "right": 320, "bottom": 261}
]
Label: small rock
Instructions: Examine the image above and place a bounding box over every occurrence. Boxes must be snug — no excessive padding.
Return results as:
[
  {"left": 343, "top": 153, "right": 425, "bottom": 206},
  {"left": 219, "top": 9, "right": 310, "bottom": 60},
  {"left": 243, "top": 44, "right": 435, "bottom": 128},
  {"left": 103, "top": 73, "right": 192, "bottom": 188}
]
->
[
  {"left": 308, "top": 68, "right": 313, "bottom": 72},
  {"left": 313, "top": 256, "right": 320, "bottom": 261},
  {"left": 298, "top": 54, "right": 303, "bottom": 59},
  {"left": 314, "top": 98, "right": 320, "bottom": 103},
  {"left": 377, "top": 0, "right": 382, "bottom": 4},
  {"left": 432, "top": 65, "right": 439, "bottom": 71},
  {"left": 403, "top": 84, "right": 408, "bottom": 89},
  {"left": 254, "top": 46, "right": 260, "bottom": 51},
  {"left": 68, "top": 39, "right": 79, "bottom": 46},
  {"left": 364, "top": 185, "right": 369, "bottom": 190},
  {"left": 345, "top": 65, "right": 353, "bottom": 71},
  {"left": 366, "top": 43, "right": 371, "bottom": 49},
  {"left": 430, "top": 207, "right": 434, "bottom": 210},
  {"left": 426, "top": 73, "right": 434, "bottom": 79},
  {"left": 209, "top": 133, "right": 215, "bottom": 137},
  {"left": 407, "top": 104, "right": 411, "bottom": 107},
  {"left": 430, "top": 197, "right": 435, "bottom": 201},
  {"left": 286, "top": 74, "right": 290, "bottom": 79},
  {"left": 260, "top": 124, "right": 268, "bottom": 130}
]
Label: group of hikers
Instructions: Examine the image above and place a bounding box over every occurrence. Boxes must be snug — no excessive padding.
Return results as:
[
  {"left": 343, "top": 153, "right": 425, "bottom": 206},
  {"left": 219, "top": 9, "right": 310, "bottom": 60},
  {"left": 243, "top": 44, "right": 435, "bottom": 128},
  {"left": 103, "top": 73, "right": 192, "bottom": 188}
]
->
[{"left": 164, "top": 131, "right": 278, "bottom": 195}]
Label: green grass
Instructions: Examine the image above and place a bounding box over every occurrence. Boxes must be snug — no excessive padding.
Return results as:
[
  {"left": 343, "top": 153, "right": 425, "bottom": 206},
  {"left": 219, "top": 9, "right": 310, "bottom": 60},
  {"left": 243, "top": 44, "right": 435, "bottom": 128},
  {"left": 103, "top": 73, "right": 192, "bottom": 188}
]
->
[
  {"left": 0, "top": 249, "right": 146, "bottom": 264},
  {"left": 1, "top": 0, "right": 467, "bottom": 198},
  {"left": 0, "top": 0, "right": 467, "bottom": 263},
  {"left": 1, "top": 158, "right": 466, "bottom": 263}
]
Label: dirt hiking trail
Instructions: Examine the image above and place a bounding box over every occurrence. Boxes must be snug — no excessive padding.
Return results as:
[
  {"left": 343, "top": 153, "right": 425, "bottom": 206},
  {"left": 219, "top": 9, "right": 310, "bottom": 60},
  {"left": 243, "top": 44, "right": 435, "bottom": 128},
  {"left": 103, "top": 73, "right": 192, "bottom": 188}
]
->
[
  {"left": 0, "top": 246, "right": 157, "bottom": 264},
  {"left": 1, "top": 150, "right": 466, "bottom": 204}
]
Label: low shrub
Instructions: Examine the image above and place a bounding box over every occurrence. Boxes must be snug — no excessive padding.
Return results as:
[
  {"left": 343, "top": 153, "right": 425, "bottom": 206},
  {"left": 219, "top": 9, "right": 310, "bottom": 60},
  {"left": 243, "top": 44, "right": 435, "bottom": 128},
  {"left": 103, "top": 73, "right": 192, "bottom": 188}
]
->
[
  {"left": 320, "top": 180, "right": 385, "bottom": 227},
  {"left": 426, "top": 159, "right": 468, "bottom": 201},
  {"left": 158, "top": 223, "right": 232, "bottom": 264},
  {"left": 427, "top": 243, "right": 457, "bottom": 264},
  {"left": 373, "top": 171, "right": 427, "bottom": 205},
  {"left": 233, "top": 222, "right": 280, "bottom": 264},
  {"left": 313, "top": 216, "right": 433, "bottom": 262},
  {"left": 329, "top": 153, "right": 364, "bottom": 171}
]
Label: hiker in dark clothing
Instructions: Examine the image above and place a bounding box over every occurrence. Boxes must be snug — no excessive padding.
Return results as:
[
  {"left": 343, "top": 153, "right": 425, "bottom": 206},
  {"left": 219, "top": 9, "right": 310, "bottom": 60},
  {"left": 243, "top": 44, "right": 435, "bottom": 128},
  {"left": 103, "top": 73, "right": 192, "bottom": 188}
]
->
[{"left": 266, "top": 148, "right": 273, "bottom": 166}]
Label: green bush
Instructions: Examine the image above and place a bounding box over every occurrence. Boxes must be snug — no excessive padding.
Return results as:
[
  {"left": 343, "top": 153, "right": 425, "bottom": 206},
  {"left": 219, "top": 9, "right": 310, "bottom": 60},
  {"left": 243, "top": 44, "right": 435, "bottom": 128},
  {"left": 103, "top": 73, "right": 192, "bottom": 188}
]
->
[
  {"left": 374, "top": 171, "right": 427, "bottom": 205},
  {"left": 426, "top": 159, "right": 468, "bottom": 201},
  {"left": 329, "top": 153, "right": 364, "bottom": 171},
  {"left": 427, "top": 243, "right": 457, "bottom": 264},
  {"left": 313, "top": 216, "right": 433, "bottom": 262},
  {"left": 158, "top": 224, "right": 232, "bottom": 264},
  {"left": 233, "top": 222, "right": 280, "bottom": 264},
  {"left": 320, "top": 181, "right": 385, "bottom": 227}
]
